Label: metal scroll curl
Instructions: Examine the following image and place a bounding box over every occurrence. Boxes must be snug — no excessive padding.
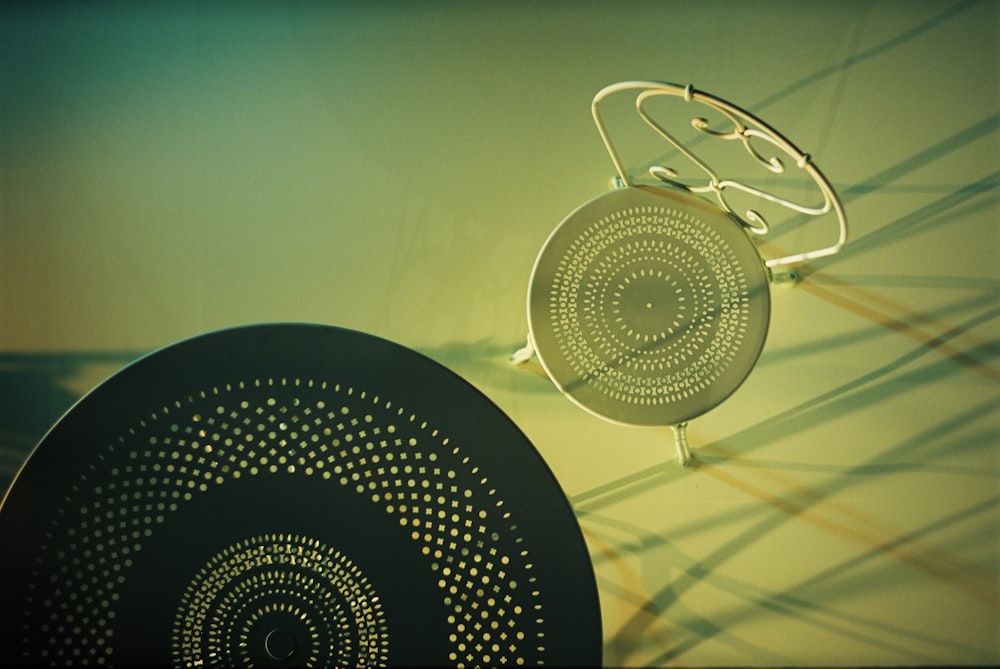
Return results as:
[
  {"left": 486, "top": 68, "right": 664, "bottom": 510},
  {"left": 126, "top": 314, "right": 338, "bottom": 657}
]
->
[{"left": 592, "top": 81, "right": 848, "bottom": 267}]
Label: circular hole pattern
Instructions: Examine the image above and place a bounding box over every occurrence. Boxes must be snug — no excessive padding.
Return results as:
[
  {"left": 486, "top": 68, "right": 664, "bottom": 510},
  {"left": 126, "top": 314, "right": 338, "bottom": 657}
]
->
[
  {"left": 25, "top": 378, "right": 544, "bottom": 668},
  {"left": 531, "top": 188, "right": 769, "bottom": 425},
  {"left": 172, "top": 533, "right": 385, "bottom": 668}
]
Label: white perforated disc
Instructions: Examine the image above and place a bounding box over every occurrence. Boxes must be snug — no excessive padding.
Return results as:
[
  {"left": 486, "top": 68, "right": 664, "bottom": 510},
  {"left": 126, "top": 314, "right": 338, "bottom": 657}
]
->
[{"left": 528, "top": 186, "right": 770, "bottom": 426}]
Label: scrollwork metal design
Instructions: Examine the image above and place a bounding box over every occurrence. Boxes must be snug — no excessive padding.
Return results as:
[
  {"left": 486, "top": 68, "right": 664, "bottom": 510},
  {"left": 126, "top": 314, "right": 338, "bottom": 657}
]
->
[{"left": 592, "top": 81, "right": 847, "bottom": 267}]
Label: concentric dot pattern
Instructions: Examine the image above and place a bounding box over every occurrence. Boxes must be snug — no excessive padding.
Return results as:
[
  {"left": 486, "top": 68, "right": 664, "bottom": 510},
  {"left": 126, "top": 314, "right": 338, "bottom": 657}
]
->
[
  {"left": 172, "top": 534, "right": 386, "bottom": 667},
  {"left": 547, "top": 201, "right": 755, "bottom": 412},
  {"left": 27, "top": 377, "right": 544, "bottom": 668}
]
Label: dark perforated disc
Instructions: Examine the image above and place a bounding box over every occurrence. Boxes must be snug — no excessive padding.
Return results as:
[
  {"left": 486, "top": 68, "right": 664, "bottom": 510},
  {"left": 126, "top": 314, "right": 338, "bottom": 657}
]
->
[
  {"left": 528, "top": 186, "right": 770, "bottom": 426},
  {"left": 0, "top": 324, "right": 600, "bottom": 668}
]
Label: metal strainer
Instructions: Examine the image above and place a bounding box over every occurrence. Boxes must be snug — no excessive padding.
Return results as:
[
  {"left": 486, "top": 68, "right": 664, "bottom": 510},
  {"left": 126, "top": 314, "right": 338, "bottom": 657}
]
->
[
  {"left": 516, "top": 81, "right": 847, "bottom": 465},
  {"left": 0, "top": 324, "right": 601, "bottom": 668}
]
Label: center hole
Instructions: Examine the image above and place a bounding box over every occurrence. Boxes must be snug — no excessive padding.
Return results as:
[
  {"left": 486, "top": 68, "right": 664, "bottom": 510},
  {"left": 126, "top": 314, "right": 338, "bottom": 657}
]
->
[{"left": 264, "top": 627, "right": 297, "bottom": 661}]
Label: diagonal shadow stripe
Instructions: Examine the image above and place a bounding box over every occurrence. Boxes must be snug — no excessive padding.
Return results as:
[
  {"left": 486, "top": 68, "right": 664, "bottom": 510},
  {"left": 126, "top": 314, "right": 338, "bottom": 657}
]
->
[
  {"left": 635, "top": 2, "right": 991, "bottom": 228},
  {"left": 583, "top": 515, "right": 788, "bottom": 666},
  {"left": 641, "top": 2, "right": 986, "bottom": 174},
  {"left": 584, "top": 489, "right": 992, "bottom": 665},
  {"left": 805, "top": 272, "right": 1000, "bottom": 291},
  {"left": 749, "top": 0, "right": 987, "bottom": 112},
  {"left": 801, "top": 168, "right": 1000, "bottom": 269},
  {"left": 838, "top": 115, "right": 1000, "bottom": 198},
  {"left": 760, "top": 288, "right": 999, "bottom": 369},
  {"left": 711, "top": 114, "right": 999, "bottom": 274},
  {"left": 783, "top": 493, "right": 1000, "bottom": 604},
  {"left": 581, "top": 406, "right": 1000, "bottom": 662},
  {"left": 727, "top": 335, "right": 1000, "bottom": 451},
  {"left": 793, "top": 278, "right": 1000, "bottom": 382},
  {"left": 572, "top": 304, "right": 1000, "bottom": 514},
  {"left": 583, "top": 418, "right": 1000, "bottom": 664},
  {"left": 578, "top": 388, "right": 999, "bottom": 662}
]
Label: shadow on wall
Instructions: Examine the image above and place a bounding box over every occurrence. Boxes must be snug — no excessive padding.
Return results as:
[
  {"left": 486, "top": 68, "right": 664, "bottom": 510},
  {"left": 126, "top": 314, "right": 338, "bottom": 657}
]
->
[{"left": 0, "top": 352, "right": 142, "bottom": 495}]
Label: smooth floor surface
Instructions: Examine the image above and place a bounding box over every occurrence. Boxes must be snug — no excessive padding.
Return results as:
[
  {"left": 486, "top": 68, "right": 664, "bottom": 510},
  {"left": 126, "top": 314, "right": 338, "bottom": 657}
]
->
[{"left": 2, "top": 2, "right": 997, "bottom": 666}]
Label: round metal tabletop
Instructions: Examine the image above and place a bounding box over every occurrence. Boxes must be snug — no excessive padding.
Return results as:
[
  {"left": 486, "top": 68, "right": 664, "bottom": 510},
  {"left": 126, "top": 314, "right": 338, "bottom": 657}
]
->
[{"left": 0, "top": 323, "right": 601, "bottom": 668}]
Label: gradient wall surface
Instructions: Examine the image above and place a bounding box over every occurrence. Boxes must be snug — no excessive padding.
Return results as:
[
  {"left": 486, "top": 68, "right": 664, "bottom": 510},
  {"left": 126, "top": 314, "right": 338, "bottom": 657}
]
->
[{"left": 2, "top": 1, "right": 998, "bottom": 665}]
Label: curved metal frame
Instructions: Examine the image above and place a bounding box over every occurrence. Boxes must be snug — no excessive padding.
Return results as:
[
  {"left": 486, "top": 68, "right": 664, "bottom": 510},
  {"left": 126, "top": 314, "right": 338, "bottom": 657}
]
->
[{"left": 592, "top": 81, "right": 848, "bottom": 268}]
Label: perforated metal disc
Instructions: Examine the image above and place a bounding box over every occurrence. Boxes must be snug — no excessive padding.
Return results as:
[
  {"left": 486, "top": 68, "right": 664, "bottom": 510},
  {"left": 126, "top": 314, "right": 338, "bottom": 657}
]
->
[
  {"left": 528, "top": 186, "right": 770, "bottom": 426},
  {"left": 0, "top": 324, "right": 600, "bottom": 668}
]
